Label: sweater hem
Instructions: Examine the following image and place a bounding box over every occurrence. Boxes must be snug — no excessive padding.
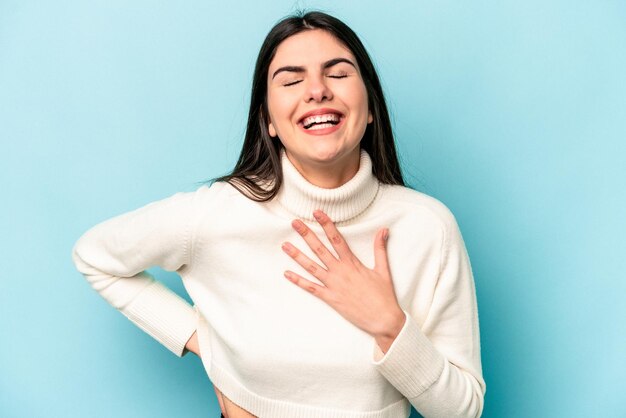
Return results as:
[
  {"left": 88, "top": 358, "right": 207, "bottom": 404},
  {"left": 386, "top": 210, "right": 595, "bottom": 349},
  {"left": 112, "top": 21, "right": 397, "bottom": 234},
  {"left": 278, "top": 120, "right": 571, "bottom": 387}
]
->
[
  {"left": 195, "top": 310, "right": 410, "bottom": 418},
  {"left": 209, "top": 365, "right": 410, "bottom": 418}
]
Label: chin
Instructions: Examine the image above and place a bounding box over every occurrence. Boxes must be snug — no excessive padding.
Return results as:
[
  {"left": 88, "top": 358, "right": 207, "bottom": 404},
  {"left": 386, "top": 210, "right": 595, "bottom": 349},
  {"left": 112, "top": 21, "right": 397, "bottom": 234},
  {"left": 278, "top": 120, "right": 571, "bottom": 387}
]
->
[
  {"left": 307, "top": 141, "right": 355, "bottom": 157},
  {"left": 284, "top": 140, "right": 360, "bottom": 167},
  {"left": 305, "top": 148, "right": 346, "bottom": 163}
]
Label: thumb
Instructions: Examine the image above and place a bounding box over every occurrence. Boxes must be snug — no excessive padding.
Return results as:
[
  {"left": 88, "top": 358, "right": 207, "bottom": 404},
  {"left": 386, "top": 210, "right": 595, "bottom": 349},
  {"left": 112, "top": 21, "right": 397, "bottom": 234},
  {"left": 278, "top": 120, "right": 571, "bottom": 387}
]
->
[{"left": 373, "top": 228, "right": 390, "bottom": 275}]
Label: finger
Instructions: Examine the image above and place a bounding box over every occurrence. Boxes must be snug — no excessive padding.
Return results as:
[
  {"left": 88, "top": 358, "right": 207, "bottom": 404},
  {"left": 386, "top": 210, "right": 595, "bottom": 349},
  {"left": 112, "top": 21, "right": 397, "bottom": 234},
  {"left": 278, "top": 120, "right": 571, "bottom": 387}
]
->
[
  {"left": 374, "top": 228, "right": 391, "bottom": 276},
  {"left": 312, "top": 210, "right": 355, "bottom": 262},
  {"left": 284, "top": 270, "right": 329, "bottom": 301},
  {"left": 281, "top": 241, "right": 329, "bottom": 283},
  {"left": 291, "top": 219, "right": 339, "bottom": 268}
]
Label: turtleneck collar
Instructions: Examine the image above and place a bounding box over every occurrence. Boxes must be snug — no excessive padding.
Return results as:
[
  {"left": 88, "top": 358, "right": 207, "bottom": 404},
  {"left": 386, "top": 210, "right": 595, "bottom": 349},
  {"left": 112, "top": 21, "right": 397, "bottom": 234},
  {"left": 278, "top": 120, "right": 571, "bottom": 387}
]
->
[{"left": 275, "top": 148, "right": 380, "bottom": 223}]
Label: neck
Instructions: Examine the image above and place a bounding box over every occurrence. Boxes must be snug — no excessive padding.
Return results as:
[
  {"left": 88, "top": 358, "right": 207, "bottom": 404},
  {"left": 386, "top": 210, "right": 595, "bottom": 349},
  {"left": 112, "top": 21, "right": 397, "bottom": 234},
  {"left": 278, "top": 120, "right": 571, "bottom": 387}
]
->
[
  {"left": 275, "top": 147, "right": 380, "bottom": 223},
  {"left": 284, "top": 148, "right": 361, "bottom": 189}
]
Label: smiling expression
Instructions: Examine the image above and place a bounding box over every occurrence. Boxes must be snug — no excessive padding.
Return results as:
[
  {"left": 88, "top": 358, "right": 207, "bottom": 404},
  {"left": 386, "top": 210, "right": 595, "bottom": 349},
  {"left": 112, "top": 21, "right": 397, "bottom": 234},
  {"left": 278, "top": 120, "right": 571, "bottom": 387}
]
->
[{"left": 266, "top": 29, "right": 373, "bottom": 182}]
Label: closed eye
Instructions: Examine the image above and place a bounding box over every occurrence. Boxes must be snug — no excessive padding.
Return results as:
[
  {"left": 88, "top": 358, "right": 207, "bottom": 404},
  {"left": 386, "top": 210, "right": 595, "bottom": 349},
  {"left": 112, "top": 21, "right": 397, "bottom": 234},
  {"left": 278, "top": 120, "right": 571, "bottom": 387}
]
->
[{"left": 282, "top": 73, "right": 347, "bottom": 87}]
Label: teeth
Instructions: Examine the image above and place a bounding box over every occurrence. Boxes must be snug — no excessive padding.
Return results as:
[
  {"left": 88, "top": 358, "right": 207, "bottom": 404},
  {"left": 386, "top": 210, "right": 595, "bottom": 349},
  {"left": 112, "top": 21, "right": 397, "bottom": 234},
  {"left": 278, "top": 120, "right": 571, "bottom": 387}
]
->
[
  {"left": 302, "top": 113, "right": 340, "bottom": 127},
  {"left": 308, "top": 122, "right": 335, "bottom": 130}
]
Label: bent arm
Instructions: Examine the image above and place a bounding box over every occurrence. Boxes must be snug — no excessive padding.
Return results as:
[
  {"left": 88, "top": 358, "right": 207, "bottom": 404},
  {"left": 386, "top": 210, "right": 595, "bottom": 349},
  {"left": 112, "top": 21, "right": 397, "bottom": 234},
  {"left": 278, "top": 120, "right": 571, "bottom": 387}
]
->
[
  {"left": 372, "top": 215, "right": 486, "bottom": 418},
  {"left": 71, "top": 188, "right": 210, "bottom": 357}
]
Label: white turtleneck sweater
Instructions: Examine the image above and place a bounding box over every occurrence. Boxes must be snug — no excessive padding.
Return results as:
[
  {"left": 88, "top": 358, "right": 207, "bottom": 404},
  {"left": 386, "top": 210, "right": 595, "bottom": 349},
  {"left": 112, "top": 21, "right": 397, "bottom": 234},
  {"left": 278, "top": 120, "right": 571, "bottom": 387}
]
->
[{"left": 72, "top": 148, "right": 486, "bottom": 418}]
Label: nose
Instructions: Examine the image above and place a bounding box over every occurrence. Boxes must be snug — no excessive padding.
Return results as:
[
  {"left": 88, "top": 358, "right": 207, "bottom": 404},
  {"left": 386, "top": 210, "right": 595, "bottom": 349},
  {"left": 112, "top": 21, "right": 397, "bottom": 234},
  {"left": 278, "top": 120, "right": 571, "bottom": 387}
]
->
[{"left": 303, "top": 75, "right": 333, "bottom": 103}]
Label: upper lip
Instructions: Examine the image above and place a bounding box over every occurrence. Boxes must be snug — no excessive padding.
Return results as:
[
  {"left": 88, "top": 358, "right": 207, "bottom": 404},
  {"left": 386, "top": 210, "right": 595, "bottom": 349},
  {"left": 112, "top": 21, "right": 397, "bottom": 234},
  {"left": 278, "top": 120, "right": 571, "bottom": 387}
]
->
[{"left": 297, "top": 108, "right": 344, "bottom": 125}]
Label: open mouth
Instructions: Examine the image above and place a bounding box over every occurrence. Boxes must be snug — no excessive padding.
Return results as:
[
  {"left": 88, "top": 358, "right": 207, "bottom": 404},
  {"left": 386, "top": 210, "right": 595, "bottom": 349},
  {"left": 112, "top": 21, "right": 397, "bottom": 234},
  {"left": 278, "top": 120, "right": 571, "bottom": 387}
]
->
[{"left": 299, "top": 112, "right": 344, "bottom": 130}]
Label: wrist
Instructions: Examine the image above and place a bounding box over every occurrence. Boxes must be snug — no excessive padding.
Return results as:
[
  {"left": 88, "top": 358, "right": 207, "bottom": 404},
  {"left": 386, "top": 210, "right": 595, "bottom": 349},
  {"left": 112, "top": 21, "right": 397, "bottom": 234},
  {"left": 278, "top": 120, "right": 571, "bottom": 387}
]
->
[
  {"left": 185, "top": 331, "right": 201, "bottom": 357},
  {"left": 373, "top": 309, "right": 406, "bottom": 354}
]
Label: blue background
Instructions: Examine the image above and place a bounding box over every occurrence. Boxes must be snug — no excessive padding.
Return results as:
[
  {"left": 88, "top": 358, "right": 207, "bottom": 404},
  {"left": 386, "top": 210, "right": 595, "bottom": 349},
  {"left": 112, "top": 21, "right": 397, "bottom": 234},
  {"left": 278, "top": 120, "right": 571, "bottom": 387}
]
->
[{"left": 1, "top": 1, "right": 624, "bottom": 417}]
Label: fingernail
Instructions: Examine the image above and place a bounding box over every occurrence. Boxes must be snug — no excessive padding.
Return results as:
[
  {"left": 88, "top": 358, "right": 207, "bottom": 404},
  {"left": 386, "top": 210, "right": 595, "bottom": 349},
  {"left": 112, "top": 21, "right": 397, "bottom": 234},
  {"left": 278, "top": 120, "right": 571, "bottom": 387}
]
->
[
  {"left": 382, "top": 228, "right": 389, "bottom": 241},
  {"left": 284, "top": 271, "right": 296, "bottom": 282}
]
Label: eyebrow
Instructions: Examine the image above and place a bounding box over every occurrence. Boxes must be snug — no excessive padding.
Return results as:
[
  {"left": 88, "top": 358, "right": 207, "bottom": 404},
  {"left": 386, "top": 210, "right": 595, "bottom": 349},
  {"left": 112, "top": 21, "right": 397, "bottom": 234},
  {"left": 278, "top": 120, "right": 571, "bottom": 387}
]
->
[{"left": 271, "top": 57, "right": 357, "bottom": 80}]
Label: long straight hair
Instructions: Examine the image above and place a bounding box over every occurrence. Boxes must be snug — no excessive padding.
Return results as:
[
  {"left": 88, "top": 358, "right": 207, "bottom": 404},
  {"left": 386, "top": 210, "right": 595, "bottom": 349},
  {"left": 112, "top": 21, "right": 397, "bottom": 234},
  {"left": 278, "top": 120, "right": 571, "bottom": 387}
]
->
[{"left": 211, "top": 11, "right": 405, "bottom": 201}]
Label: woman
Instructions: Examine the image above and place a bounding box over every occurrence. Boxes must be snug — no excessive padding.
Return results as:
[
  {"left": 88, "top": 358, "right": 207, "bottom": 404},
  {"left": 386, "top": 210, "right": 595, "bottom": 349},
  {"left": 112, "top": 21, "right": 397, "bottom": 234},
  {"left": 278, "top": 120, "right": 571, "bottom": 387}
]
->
[{"left": 72, "top": 11, "right": 486, "bottom": 418}]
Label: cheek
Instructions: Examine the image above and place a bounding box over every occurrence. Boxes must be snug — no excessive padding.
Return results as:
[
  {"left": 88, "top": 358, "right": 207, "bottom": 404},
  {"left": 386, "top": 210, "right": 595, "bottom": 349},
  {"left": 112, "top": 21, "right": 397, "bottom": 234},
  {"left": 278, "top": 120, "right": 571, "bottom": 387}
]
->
[
  {"left": 343, "top": 83, "right": 371, "bottom": 133},
  {"left": 267, "top": 94, "right": 296, "bottom": 127},
  {"left": 341, "top": 82, "right": 369, "bottom": 113}
]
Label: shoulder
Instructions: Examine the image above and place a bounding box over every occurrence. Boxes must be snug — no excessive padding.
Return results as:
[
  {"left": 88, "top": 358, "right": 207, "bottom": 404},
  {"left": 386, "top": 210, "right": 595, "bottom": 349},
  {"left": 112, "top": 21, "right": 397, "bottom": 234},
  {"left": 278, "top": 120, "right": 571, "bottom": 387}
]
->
[
  {"left": 378, "top": 184, "right": 458, "bottom": 230},
  {"left": 378, "top": 184, "right": 469, "bottom": 263},
  {"left": 184, "top": 180, "right": 262, "bottom": 218},
  {"left": 190, "top": 180, "right": 242, "bottom": 203}
]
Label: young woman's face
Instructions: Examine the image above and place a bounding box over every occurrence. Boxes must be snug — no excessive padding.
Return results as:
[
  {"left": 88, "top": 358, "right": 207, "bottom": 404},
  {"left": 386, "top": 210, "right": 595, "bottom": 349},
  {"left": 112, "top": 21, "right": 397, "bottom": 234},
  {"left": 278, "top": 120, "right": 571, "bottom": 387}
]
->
[{"left": 266, "top": 29, "right": 372, "bottom": 174}]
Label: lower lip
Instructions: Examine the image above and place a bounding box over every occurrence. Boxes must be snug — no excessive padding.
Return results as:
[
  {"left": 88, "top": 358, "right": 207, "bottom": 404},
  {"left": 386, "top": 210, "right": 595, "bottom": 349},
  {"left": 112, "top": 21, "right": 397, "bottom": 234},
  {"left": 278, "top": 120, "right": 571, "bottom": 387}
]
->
[{"left": 298, "top": 117, "right": 345, "bottom": 136}]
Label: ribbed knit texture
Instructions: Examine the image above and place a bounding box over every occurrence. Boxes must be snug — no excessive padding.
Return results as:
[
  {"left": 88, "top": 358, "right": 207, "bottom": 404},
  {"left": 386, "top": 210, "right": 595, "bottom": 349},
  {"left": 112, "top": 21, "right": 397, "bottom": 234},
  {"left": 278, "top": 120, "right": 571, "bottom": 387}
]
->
[
  {"left": 73, "top": 149, "right": 485, "bottom": 418},
  {"left": 123, "top": 280, "right": 197, "bottom": 356},
  {"left": 372, "top": 312, "right": 445, "bottom": 399},
  {"left": 276, "top": 148, "right": 380, "bottom": 223}
]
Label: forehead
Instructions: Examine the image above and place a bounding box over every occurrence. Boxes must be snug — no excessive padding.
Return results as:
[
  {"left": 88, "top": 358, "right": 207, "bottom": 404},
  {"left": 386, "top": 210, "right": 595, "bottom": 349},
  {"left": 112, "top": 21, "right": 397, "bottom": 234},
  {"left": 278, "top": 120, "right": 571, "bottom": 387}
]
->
[{"left": 269, "top": 29, "right": 355, "bottom": 70}]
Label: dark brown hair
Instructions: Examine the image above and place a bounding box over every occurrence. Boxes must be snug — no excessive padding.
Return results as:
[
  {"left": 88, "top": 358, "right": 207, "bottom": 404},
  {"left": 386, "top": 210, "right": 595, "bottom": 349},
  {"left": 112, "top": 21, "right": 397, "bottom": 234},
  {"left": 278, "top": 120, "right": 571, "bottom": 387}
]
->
[{"left": 211, "top": 10, "right": 405, "bottom": 201}]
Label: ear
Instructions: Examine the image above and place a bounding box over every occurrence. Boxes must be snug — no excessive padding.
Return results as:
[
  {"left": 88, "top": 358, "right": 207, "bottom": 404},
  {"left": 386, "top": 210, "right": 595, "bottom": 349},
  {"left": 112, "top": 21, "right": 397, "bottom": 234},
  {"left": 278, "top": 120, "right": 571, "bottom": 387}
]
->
[
  {"left": 368, "top": 111, "right": 373, "bottom": 124},
  {"left": 261, "top": 105, "right": 277, "bottom": 137},
  {"left": 268, "top": 121, "right": 277, "bottom": 137}
]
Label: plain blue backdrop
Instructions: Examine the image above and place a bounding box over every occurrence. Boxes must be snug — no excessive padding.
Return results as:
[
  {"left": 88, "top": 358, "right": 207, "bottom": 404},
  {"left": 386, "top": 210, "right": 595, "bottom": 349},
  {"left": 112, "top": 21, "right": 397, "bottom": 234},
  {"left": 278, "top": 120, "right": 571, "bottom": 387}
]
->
[{"left": 1, "top": 1, "right": 624, "bottom": 417}]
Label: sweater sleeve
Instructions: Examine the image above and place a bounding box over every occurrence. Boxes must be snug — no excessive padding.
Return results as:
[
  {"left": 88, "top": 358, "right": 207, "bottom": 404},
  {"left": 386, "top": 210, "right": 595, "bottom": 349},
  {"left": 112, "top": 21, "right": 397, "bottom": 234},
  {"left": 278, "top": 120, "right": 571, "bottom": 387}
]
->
[
  {"left": 72, "top": 186, "right": 212, "bottom": 357},
  {"left": 371, "top": 214, "right": 486, "bottom": 418}
]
